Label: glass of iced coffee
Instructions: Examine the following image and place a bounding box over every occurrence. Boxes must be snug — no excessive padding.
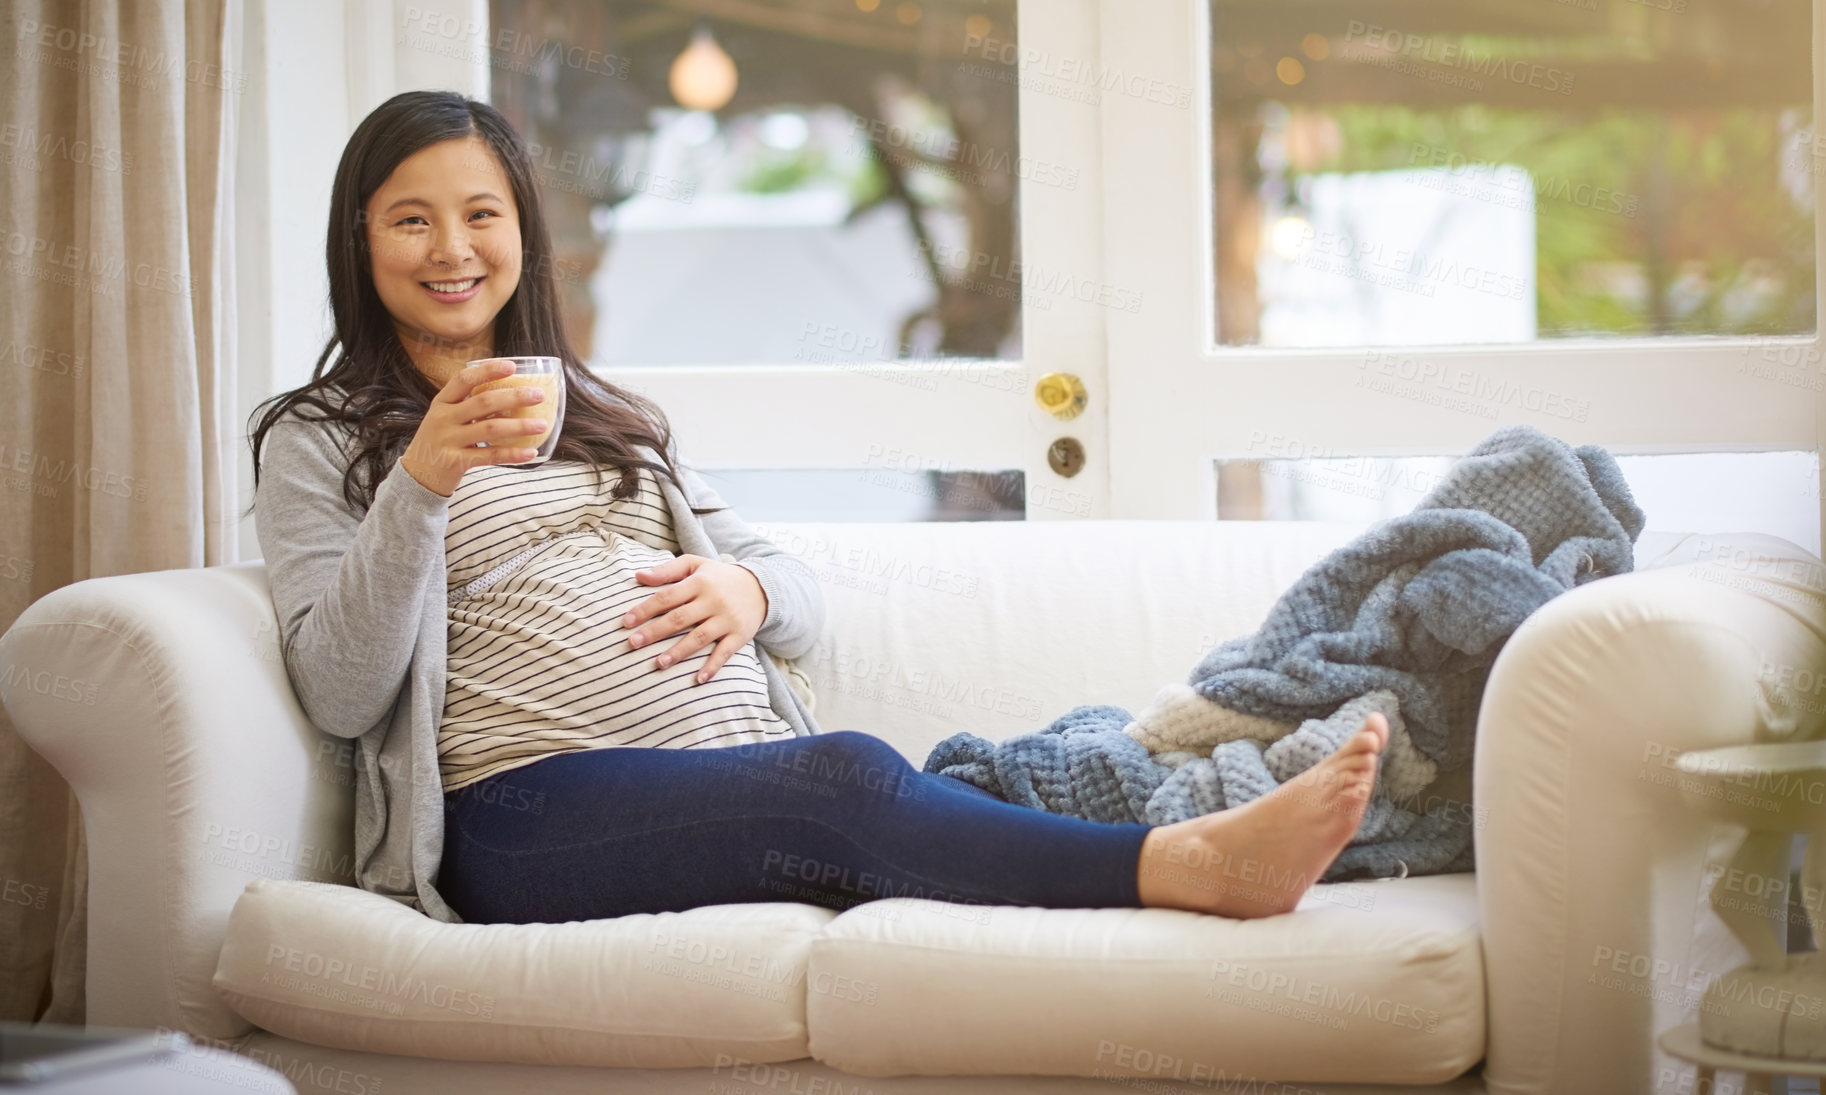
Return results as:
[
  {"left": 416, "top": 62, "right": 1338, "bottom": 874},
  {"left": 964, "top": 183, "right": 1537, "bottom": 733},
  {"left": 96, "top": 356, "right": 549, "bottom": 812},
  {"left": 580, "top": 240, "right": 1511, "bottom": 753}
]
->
[{"left": 467, "top": 356, "right": 565, "bottom": 466}]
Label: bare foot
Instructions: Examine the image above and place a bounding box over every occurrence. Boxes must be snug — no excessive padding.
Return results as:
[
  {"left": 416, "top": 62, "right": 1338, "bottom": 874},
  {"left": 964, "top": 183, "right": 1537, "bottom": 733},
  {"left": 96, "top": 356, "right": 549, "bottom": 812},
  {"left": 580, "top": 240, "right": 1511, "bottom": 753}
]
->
[{"left": 1135, "top": 712, "right": 1388, "bottom": 918}]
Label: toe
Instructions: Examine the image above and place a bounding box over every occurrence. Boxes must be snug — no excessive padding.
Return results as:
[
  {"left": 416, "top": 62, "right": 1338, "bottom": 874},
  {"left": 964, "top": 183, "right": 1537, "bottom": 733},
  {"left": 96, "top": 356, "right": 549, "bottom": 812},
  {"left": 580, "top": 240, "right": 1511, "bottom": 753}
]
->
[{"left": 1339, "top": 726, "right": 1380, "bottom": 758}]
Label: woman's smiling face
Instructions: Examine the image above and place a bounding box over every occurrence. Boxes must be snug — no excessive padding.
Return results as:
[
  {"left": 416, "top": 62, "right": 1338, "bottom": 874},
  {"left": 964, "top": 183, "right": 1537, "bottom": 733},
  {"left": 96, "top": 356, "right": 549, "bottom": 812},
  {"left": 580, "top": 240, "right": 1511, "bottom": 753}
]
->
[{"left": 364, "top": 135, "right": 522, "bottom": 362}]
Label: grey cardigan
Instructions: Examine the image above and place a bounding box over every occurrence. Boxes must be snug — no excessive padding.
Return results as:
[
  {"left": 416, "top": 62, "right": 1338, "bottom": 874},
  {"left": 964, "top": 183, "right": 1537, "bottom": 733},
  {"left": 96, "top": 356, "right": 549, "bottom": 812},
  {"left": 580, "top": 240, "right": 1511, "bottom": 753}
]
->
[{"left": 253, "top": 402, "right": 825, "bottom": 922}]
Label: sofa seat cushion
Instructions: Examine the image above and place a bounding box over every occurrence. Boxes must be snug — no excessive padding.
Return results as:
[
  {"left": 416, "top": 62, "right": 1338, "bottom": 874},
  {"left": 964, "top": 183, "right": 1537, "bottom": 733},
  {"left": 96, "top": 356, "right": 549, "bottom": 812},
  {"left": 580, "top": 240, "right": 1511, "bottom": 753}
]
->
[
  {"left": 804, "top": 873, "right": 1484, "bottom": 1084},
  {"left": 213, "top": 879, "right": 835, "bottom": 1068}
]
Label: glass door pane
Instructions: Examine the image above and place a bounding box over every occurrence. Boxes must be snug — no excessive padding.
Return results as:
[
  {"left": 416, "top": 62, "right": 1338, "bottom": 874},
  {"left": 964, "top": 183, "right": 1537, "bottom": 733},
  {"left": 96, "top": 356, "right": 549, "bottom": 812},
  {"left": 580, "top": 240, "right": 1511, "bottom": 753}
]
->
[
  {"left": 482, "top": 0, "right": 1023, "bottom": 365},
  {"left": 1209, "top": 0, "right": 1814, "bottom": 347}
]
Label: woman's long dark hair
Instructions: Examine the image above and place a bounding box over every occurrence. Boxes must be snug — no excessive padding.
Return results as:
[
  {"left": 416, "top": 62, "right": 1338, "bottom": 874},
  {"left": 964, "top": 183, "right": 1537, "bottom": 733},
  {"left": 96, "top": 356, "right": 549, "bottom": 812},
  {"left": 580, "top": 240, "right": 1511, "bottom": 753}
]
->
[{"left": 246, "top": 90, "right": 691, "bottom": 515}]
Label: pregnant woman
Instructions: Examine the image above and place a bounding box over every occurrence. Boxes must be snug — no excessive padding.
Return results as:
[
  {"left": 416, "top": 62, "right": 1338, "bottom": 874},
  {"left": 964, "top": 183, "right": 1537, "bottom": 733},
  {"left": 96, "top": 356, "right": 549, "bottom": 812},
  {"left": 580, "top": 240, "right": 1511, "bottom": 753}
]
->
[{"left": 248, "top": 90, "right": 1387, "bottom": 928}]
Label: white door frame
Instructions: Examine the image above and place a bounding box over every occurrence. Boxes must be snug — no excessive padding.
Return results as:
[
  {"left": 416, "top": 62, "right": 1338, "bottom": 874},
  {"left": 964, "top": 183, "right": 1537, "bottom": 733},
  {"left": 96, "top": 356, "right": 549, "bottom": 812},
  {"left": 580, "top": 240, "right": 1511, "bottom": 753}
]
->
[{"left": 596, "top": 0, "right": 1114, "bottom": 520}]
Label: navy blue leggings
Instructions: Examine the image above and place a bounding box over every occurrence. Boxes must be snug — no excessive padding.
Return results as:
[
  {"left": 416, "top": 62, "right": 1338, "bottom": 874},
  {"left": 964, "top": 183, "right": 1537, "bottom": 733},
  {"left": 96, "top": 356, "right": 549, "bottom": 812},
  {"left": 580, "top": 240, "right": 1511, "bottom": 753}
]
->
[{"left": 438, "top": 731, "right": 1152, "bottom": 924}]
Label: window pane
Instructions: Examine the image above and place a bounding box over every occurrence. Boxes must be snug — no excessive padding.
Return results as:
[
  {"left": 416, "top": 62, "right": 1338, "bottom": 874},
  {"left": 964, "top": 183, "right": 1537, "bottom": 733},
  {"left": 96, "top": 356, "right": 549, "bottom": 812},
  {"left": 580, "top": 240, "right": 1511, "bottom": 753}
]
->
[
  {"left": 1216, "top": 451, "right": 1819, "bottom": 556},
  {"left": 1210, "top": 1, "right": 1815, "bottom": 347},
  {"left": 486, "top": 0, "right": 1021, "bottom": 365}
]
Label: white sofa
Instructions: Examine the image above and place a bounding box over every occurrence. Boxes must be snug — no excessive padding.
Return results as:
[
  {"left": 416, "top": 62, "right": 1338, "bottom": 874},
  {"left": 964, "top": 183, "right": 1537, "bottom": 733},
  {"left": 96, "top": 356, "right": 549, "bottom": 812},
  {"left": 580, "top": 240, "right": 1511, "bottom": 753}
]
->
[{"left": 3, "top": 519, "right": 1822, "bottom": 1095}]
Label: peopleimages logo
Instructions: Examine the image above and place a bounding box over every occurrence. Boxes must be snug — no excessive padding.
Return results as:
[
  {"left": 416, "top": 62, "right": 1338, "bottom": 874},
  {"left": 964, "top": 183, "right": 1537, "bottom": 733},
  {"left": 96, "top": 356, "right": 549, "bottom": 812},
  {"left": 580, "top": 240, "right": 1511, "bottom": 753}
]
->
[
  {"left": 1342, "top": 22, "right": 1576, "bottom": 96},
  {"left": 1292, "top": 227, "right": 1528, "bottom": 302},
  {"left": 1406, "top": 145, "right": 1638, "bottom": 218},
  {"left": 398, "top": 5, "right": 630, "bottom": 79},
  {"left": 3, "top": 878, "right": 51, "bottom": 910},
  {"left": 961, "top": 33, "right": 1192, "bottom": 109},
  {"left": 916, "top": 239, "right": 1144, "bottom": 313},
  {"left": 15, "top": 18, "right": 248, "bottom": 91},
  {"left": 0, "top": 341, "right": 85, "bottom": 377},
  {"left": 0, "top": 439, "right": 147, "bottom": 500},
  {"left": 1357, "top": 352, "right": 1591, "bottom": 422},
  {"left": 521, "top": 143, "right": 694, "bottom": 203},
  {"left": 0, "top": 123, "right": 134, "bottom": 174},
  {"left": 850, "top": 117, "right": 1079, "bottom": 191},
  {"left": 1206, "top": 959, "right": 1442, "bottom": 1033},
  {"left": 263, "top": 944, "right": 495, "bottom": 1018},
  {"left": 0, "top": 665, "right": 99, "bottom": 706}
]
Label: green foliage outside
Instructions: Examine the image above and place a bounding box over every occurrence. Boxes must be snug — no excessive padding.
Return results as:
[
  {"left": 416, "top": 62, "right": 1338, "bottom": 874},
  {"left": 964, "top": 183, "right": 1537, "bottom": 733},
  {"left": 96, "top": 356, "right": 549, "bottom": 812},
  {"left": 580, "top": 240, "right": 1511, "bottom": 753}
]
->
[
  {"left": 738, "top": 147, "right": 831, "bottom": 194},
  {"left": 1301, "top": 103, "right": 1816, "bottom": 338}
]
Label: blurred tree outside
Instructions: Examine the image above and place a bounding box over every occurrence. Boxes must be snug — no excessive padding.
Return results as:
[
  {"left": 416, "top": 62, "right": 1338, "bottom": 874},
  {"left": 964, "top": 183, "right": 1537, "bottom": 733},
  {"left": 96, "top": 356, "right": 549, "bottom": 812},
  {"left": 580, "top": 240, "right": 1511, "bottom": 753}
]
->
[{"left": 487, "top": 0, "right": 1021, "bottom": 361}]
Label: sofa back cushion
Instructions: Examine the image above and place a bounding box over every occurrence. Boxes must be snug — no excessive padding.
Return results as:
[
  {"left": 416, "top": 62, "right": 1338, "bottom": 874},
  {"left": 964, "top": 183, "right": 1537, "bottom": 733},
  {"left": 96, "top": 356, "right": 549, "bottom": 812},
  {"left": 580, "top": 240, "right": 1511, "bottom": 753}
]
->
[
  {"left": 766, "top": 522, "right": 1712, "bottom": 765},
  {"left": 760, "top": 520, "right": 1369, "bottom": 761}
]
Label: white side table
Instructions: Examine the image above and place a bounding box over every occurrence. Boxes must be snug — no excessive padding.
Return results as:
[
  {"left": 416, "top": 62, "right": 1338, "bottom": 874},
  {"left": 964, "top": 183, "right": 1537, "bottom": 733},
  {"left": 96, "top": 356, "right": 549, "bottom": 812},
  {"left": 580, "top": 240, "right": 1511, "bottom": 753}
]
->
[
  {"left": 1659, "top": 1023, "right": 1820, "bottom": 1095},
  {"left": 1665, "top": 741, "right": 1826, "bottom": 1093}
]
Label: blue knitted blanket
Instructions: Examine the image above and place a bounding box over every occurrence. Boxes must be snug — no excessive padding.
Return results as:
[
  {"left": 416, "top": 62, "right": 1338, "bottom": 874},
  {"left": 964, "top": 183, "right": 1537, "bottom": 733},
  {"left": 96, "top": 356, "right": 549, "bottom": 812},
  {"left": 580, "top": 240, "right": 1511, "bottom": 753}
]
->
[{"left": 923, "top": 425, "right": 1645, "bottom": 880}]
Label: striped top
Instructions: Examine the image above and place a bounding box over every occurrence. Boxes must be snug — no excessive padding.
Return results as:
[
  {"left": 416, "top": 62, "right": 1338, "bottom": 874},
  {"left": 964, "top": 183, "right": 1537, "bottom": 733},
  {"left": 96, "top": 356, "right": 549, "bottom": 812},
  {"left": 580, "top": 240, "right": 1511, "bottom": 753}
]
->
[{"left": 437, "top": 460, "right": 793, "bottom": 793}]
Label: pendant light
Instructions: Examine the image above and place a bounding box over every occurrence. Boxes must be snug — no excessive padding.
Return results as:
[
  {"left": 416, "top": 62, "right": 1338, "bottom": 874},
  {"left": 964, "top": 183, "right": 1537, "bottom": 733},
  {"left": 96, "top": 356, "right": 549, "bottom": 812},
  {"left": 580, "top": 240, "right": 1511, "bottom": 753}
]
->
[{"left": 669, "top": 26, "right": 738, "bottom": 112}]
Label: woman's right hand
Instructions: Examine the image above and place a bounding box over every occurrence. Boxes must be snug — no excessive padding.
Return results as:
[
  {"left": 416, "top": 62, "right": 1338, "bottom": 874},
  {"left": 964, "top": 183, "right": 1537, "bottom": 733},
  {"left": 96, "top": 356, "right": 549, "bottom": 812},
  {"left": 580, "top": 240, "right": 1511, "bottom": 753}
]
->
[{"left": 399, "top": 359, "right": 550, "bottom": 497}]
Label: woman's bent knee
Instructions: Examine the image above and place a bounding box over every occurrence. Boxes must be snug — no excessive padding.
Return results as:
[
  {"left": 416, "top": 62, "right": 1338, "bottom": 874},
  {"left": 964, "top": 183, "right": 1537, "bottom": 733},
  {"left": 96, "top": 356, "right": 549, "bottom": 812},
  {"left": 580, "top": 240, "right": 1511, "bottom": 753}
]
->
[
  {"left": 787, "top": 731, "right": 926, "bottom": 801},
  {"left": 804, "top": 730, "right": 910, "bottom": 771}
]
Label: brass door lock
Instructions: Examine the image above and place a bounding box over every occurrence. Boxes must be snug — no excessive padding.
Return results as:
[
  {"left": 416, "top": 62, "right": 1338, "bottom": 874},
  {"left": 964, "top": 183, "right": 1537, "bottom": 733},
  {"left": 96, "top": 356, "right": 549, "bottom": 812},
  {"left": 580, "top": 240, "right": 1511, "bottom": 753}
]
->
[
  {"left": 1048, "top": 437, "right": 1086, "bottom": 478},
  {"left": 1034, "top": 373, "right": 1088, "bottom": 420}
]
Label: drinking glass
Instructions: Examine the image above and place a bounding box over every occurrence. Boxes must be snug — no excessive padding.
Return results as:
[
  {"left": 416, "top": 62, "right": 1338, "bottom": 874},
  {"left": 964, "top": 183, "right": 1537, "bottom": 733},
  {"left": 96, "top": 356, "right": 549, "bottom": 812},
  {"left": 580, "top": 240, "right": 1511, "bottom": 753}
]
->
[{"left": 468, "top": 356, "right": 565, "bottom": 466}]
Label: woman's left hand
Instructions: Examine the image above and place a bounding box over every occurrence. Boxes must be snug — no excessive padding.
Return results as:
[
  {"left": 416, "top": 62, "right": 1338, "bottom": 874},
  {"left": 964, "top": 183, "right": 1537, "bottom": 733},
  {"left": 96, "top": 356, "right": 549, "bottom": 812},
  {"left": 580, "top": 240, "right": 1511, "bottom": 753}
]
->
[{"left": 623, "top": 555, "right": 769, "bottom": 683}]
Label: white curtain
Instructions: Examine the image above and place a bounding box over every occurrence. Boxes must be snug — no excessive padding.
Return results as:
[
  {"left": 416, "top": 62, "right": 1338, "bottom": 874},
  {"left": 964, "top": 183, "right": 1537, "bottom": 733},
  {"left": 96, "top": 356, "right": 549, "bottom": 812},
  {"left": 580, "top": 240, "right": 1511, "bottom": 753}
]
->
[{"left": 0, "top": 0, "right": 241, "bottom": 1022}]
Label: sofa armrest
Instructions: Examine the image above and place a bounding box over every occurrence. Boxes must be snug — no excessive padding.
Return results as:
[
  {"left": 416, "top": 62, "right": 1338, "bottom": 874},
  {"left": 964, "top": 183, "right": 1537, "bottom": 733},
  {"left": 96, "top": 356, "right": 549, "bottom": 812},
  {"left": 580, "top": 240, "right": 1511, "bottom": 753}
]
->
[
  {"left": 1477, "top": 538, "right": 1826, "bottom": 1095},
  {"left": 0, "top": 561, "right": 354, "bottom": 1039}
]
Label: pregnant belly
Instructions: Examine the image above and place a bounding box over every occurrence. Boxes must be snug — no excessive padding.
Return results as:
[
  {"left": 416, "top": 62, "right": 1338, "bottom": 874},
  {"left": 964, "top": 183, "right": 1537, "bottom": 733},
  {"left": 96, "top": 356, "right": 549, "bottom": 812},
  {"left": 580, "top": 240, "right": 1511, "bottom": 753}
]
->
[{"left": 440, "top": 533, "right": 789, "bottom": 772}]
